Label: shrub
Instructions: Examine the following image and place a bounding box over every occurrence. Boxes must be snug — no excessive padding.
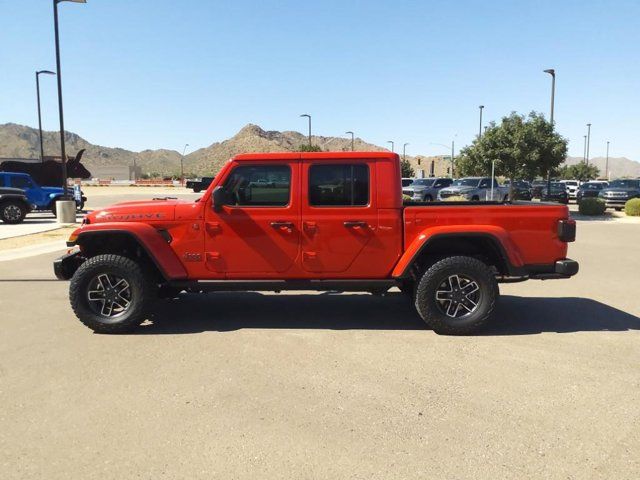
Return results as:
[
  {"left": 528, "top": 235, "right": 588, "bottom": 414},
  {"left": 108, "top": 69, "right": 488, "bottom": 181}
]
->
[
  {"left": 578, "top": 197, "right": 606, "bottom": 216},
  {"left": 624, "top": 198, "right": 640, "bottom": 216},
  {"left": 402, "top": 194, "right": 412, "bottom": 203}
]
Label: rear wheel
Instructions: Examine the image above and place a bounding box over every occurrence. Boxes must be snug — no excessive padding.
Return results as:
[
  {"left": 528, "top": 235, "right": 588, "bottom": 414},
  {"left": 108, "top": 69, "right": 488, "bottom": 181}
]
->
[
  {"left": 0, "top": 200, "right": 27, "bottom": 224},
  {"left": 69, "top": 254, "right": 154, "bottom": 333},
  {"left": 414, "top": 256, "right": 498, "bottom": 335}
]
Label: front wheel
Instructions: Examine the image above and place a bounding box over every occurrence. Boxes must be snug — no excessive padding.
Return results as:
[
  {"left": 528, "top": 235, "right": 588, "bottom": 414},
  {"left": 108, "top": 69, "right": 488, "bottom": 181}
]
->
[
  {"left": 0, "top": 200, "right": 27, "bottom": 224},
  {"left": 414, "top": 256, "right": 498, "bottom": 335},
  {"left": 69, "top": 254, "right": 154, "bottom": 333}
]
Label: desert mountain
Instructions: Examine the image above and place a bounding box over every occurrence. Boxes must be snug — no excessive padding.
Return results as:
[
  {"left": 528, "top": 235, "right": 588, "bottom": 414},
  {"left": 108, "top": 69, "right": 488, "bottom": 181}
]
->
[
  {"left": 564, "top": 155, "right": 640, "bottom": 179},
  {"left": 1, "top": 122, "right": 638, "bottom": 179}
]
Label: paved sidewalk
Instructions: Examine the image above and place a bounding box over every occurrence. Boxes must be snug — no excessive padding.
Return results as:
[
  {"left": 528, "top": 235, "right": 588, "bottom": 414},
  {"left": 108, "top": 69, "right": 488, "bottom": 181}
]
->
[{"left": 0, "top": 212, "right": 83, "bottom": 240}]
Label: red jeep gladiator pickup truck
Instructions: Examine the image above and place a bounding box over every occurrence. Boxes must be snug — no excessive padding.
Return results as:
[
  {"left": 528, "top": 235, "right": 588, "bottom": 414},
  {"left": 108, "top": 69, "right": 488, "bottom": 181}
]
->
[{"left": 54, "top": 152, "right": 578, "bottom": 335}]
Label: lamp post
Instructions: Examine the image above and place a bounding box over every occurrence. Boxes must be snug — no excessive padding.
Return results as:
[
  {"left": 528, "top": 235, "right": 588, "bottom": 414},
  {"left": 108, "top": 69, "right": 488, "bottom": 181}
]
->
[
  {"left": 181, "top": 143, "right": 189, "bottom": 186},
  {"left": 53, "top": 0, "right": 86, "bottom": 195},
  {"left": 583, "top": 135, "right": 587, "bottom": 162},
  {"left": 544, "top": 68, "right": 556, "bottom": 196},
  {"left": 478, "top": 105, "right": 484, "bottom": 138},
  {"left": 586, "top": 123, "right": 591, "bottom": 166},
  {"left": 605, "top": 141, "right": 610, "bottom": 180},
  {"left": 345, "top": 131, "right": 354, "bottom": 151},
  {"left": 402, "top": 143, "right": 409, "bottom": 162},
  {"left": 300, "top": 114, "right": 312, "bottom": 147},
  {"left": 387, "top": 141, "right": 394, "bottom": 152},
  {"left": 36, "top": 70, "right": 56, "bottom": 163}
]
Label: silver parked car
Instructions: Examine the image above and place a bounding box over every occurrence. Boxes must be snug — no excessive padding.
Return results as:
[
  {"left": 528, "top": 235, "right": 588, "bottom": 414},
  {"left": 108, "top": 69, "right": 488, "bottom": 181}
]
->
[
  {"left": 437, "top": 177, "right": 509, "bottom": 201},
  {"left": 402, "top": 177, "right": 453, "bottom": 201}
]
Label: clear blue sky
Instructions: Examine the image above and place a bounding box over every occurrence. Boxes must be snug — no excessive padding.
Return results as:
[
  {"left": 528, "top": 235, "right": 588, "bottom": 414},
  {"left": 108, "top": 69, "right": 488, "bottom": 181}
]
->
[{"left": 2, "top": 0, "right": 639, "bottom": 160}]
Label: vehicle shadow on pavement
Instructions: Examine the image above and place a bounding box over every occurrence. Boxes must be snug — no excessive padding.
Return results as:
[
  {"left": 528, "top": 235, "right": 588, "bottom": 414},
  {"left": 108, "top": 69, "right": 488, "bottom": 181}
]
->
[
  {"left": 135, "top": 292, "right": 640, "bottom": 335},
  {"left": 485, "top": 296, "right": 640, "bottom": 335}
]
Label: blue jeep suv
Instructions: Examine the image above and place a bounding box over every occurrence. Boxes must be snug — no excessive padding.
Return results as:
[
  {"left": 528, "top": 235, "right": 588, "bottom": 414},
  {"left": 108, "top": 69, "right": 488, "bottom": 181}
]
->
[{"left": 0, "top": 172, "right": 85, "bottom": 216}]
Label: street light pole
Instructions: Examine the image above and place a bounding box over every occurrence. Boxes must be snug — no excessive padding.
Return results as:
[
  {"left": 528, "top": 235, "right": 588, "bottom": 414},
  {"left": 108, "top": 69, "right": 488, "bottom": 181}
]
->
[
  {"left": 36, "top": 70, "right": 56, "bottom": 163},
  {"left": 181, "top": 143, "right": 189, "bottom": 186},
  {"left": 586, "top": 123, "right": 591, "bottom": 166},
  {"left": 478, "top": 105, "right": 484, "bottom": 138},
  {"left": 544, "top": 68, "right": 556, "bottom": 195},
  {"left": 403, "top": 143, "right": 409, "bottom": 162},
  {"left": 605, "top": 141, "right": 610, "bottom": 180},
  {"left": 345, "top": 131, "right": 354, "bottom": 151},
  {"left": 451, "top": 140, "right": 455, "bottom": 178},
  {"left": 544, "top": 69, "right": 555, "bottom": 124},
  {"left": 583, "top": 135, "right": 587, "bottom": 162},
  {"left": 53, "top": 0, "right": 86, "bottom": 195},
  {"left": 300, "top": 114, "right": 312, "bottom": 147},
  {"left": 387, "top": 141, "right": 394, "bottom": 152}
]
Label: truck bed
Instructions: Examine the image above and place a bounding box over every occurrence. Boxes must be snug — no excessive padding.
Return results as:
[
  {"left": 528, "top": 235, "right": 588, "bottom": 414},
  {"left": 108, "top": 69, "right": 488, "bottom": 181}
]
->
[{"left": 402, "top": 201, "right": 570, "bottom": 267}]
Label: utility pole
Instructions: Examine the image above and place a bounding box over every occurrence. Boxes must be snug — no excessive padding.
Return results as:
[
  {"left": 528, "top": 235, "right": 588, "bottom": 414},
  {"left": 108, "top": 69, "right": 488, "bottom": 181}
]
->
[
  {"left": 478, "top": 105, "right": 484, "bottom": 138},
  {"left": 387, "top": 141, "right": 394, "bottom": 152},
  {"left": 403, "top": 143, "right": 409, "bottom": 162}
]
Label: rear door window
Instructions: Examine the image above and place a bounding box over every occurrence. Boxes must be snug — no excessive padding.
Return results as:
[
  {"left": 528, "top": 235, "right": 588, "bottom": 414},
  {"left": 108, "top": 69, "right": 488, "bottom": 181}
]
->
[{"left": 309, "top": 164, "right": 369, "bottom": 206}]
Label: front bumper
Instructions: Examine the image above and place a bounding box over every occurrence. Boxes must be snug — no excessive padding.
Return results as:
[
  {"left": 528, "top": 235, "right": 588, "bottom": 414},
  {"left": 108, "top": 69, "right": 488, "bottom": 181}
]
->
[
  {"left": 601, "top": 197, "right": 628, "bottom": 207},
  {"left": 53, "top": 250, "right": 84, "bottom": 280}
]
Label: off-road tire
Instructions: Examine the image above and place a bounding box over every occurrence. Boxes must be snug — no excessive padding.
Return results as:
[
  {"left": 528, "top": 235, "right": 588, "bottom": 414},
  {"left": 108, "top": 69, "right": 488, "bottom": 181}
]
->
[
  {"left": 69, "top": 254, "right": 154, "bottom": 333},
  {"left": 414, "top": 255, "right": 498, "bottom": 335},
  {"left": 0, "top": 200, "right": 27, "bottom": 224}
]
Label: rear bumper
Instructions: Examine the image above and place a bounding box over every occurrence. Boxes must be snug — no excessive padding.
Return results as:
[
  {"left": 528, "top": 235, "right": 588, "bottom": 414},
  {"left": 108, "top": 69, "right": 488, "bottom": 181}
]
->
[
  {"left": 527, "top": 259, "right": 579, "bottom": 280},
  {"left": 53, "top": 251, "right": 84, "bottom": 280}
]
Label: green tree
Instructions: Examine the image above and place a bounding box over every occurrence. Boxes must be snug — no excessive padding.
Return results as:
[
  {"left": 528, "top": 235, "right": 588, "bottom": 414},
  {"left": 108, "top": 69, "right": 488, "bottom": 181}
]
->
[
  {"left": 298, "top": 144, "right": 323, "bottom": 152},
  {"left": 400, "top": 158, "right": 415, "bottom": 178},
  {"left": 556, "top": 162, "right": 600, "bottom": 182},
  {"left": 456, "top": 111, "right": 568, "bottom": 198}
]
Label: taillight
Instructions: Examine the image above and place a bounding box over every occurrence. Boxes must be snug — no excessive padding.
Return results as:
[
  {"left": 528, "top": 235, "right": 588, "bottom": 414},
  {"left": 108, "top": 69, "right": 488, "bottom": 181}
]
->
[{"left": 557, "top": 219, "right": 576, "bottom": 242}]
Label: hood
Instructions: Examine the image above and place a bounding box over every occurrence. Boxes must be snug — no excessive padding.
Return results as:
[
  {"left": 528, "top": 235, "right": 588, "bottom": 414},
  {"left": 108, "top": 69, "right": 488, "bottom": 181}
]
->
[
  {"left": 441, "top": 185, "right": 476, "bottom": 193},
  {"left": 41, "top": 186, "right": 65, "bottom": 196},
  {"left": 404, "top": 184, "right": 427, "bottom": 192},
  {"left": 87, "top": 198, "right": 187, "bottom": 223},
  {"left": 601, "top": 187, "right": 639, "bottom": 194}
]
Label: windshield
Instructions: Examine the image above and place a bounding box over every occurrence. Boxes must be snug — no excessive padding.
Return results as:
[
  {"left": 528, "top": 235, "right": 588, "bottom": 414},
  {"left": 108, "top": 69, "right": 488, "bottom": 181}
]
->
[
  {"left": 581, "top": 183, "right": 603, "bottom": 190},
  {"left": 412, "top": 179, "right": 435, "bottom": 187},
  {"left": 452, "top": 178, "right": 481, "bottom": 187},
  {"left": 608, "top": 180, "right": 640, "bottom": 189}
]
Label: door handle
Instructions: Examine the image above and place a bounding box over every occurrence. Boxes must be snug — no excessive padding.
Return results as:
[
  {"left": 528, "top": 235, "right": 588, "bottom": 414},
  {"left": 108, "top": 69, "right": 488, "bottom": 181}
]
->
[
  {"left": 270, "top": 221, "right": 294, "bottom": 229},
  {"left": 343, "top": 221, "right": 367, "bottom": 228}
]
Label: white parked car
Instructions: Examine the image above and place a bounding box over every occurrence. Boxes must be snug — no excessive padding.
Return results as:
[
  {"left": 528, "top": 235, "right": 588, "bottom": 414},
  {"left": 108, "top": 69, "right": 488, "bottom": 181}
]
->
[{"left": 560, "top": 180, "right": 580, "bottom": 199}]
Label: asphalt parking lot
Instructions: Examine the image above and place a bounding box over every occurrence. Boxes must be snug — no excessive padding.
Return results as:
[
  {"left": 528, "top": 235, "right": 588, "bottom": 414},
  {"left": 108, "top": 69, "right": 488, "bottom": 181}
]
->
[{"left": 0, "top": 220, "right": 638, "bottom": 479}]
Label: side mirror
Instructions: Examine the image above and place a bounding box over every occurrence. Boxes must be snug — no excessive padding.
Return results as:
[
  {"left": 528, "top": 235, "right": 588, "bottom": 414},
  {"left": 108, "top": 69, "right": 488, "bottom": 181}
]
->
[{"left": 212, "top": 186, "right": 227, "bottom": 212}]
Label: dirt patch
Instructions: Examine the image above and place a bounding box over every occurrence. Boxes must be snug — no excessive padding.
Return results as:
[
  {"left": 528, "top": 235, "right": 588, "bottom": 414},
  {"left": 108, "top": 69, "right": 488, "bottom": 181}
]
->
[{"left": 0, "top": 226, "right": 76, "bottom": 251}]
